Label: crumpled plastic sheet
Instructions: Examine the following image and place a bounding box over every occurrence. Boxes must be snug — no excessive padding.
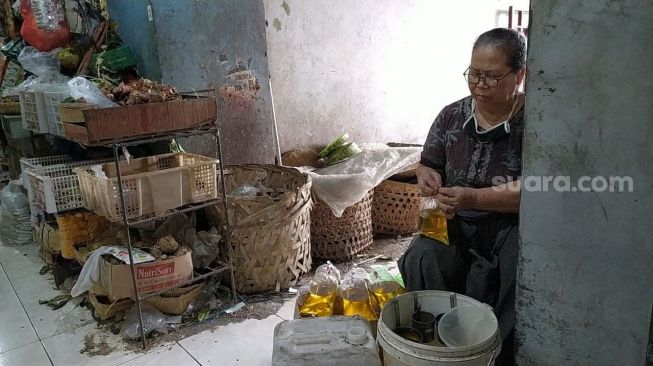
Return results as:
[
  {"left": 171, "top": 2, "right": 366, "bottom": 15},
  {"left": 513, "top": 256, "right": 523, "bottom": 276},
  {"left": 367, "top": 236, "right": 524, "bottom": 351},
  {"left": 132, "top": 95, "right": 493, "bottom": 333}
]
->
[
  {"left": 301, "top": 144, "right": 421, "bottom": 217},
  {"left": 68, "top": 77, "right": 118, "bottom": 108},
  {"left": 121, "top": 303, "right": 181, "bottom": 340}
]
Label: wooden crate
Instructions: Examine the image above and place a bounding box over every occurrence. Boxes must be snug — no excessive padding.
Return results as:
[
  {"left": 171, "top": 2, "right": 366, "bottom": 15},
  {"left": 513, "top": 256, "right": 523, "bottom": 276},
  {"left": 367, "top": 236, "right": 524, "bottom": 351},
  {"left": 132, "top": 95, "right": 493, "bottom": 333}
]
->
[{"left": 59, "top": 97, "right": 217, "bottom": 145}]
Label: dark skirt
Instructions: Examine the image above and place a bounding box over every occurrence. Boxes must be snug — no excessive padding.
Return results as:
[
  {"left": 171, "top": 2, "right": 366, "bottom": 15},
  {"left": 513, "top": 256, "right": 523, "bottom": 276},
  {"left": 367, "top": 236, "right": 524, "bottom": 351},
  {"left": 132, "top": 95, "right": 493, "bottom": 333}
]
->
[{"left": 398, "top": 212, "right": 519, "bottom": 341}]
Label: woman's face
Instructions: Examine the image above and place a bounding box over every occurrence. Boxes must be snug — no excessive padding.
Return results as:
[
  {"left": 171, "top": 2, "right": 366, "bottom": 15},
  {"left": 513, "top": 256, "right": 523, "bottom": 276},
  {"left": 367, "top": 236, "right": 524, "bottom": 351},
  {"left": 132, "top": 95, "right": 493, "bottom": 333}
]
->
[{"left": 467, "top": 46, "right": 525, "bottom": 109}]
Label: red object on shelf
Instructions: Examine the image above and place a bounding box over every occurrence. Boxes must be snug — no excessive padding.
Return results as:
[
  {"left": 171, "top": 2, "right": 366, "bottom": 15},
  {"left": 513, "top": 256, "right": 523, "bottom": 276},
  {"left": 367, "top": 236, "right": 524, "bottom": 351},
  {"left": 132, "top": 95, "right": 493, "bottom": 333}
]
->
[{"left": 20, "top": 0, "right": 71, "bottom": 52}]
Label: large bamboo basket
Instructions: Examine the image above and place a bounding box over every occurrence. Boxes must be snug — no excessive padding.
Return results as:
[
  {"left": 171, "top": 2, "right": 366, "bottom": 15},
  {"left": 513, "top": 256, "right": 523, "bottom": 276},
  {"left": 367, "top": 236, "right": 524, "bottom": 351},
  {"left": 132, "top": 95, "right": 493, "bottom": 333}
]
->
[
  {"left": 372, "top": 179, "right": 421, "bottom": 235},
  {"left": 207, "top": 165, "right": 312, "bottom": 293},
  {"left": 311, "top": 190, "right": 374, "bottom": 261}
]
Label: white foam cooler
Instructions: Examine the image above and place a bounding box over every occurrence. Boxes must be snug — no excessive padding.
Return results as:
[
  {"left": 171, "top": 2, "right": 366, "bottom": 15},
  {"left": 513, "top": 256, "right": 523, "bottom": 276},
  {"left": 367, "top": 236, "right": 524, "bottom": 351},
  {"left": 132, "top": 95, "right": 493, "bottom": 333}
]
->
[{"left": 271, "top": 315, "right": 381, "bottom": 366}]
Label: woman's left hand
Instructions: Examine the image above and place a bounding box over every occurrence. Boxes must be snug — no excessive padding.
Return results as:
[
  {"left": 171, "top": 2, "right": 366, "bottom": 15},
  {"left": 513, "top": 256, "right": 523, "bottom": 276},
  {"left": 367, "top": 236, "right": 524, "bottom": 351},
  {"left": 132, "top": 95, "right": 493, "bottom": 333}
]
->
[{"left": 437, "top": 186, "right": 477, "bottom": 212}]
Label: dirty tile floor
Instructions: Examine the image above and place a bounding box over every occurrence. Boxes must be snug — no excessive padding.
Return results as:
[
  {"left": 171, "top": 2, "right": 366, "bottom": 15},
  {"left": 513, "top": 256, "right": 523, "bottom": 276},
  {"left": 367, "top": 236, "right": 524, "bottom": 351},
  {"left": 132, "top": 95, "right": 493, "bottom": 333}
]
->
[{"left": 0, "top": 243, "right": 293, "bottom": 366}]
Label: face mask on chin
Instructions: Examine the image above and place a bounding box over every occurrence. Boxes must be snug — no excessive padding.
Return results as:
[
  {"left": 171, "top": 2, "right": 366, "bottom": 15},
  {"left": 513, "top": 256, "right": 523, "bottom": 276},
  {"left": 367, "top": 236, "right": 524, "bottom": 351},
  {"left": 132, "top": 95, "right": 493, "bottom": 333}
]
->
[{"left": 462, "top": 98, "right": 514, "bottom": 143}]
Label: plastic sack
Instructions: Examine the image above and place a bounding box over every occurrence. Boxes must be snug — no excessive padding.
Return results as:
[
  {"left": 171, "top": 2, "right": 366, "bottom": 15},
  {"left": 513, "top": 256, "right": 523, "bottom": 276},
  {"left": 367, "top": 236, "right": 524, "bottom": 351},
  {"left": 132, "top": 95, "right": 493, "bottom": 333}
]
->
[
  {"left": 0, "top": 182, "right": 32, "bottom": 246},
  {"left": 20, "top": 0, "right": 71, "bottom": 52},
  {"left": 303, "top": 145, "right": 421, "bottom": 217},
  {"left": 70, "top": 246, "right": 113, "bottom": 297},
  {"left": 121, "top": 303, "right": 182, "bottom": 340},
  {"left": 230, "top": 184, "right": 260, "bottom": 197},
  {"left": 339, "top": 268, "right": 377, "bottom": 320},
  {"left": 68, "top": 77, "right": 118, "bottom": 108},
  {"left": 17, "top": 46, "right": 60, "bottom": 76},
  {"left": 1, "top": 182, "right": 29, "bottom": 211},
  {"left": 192, "top": 228, "right": 221, "bottom": 269}
]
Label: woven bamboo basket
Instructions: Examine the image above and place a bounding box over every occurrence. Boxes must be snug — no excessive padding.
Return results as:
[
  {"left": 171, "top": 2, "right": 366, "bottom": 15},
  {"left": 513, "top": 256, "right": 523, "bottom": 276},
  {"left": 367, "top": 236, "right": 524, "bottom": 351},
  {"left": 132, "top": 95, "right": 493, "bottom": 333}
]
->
[
  {"left": 145, "top": 283, "right": 205, "bottom": 315},
  {"left": 207, "top": 165, "right": 312, "bottom": 294},
  {"left": 372, "top": 179, "right": 421, "bottom": 235},
  {"left": 311, "top": 190, "right": 374, "bottom": 261}
]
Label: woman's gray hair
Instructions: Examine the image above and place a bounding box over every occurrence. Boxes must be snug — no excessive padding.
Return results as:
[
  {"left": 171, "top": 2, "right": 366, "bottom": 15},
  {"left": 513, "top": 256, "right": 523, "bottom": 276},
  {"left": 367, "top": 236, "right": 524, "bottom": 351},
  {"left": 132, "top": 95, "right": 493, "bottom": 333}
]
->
[{"left": 473, "top": 28, "right": 527, "bottom": 71}]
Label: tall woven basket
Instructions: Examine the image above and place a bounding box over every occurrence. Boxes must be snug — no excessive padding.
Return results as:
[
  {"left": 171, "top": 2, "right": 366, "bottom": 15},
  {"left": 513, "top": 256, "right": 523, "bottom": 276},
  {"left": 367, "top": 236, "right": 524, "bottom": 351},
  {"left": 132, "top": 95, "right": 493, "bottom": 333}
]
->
[
  {"left": 372, "top": 179, "right": 421, "bottom": 236},
  {"left": 207, "top": 165, "right": 312, "bottom": 294},
  {"left": 311, "top": 190, "right": 374, "bottom": 261}
]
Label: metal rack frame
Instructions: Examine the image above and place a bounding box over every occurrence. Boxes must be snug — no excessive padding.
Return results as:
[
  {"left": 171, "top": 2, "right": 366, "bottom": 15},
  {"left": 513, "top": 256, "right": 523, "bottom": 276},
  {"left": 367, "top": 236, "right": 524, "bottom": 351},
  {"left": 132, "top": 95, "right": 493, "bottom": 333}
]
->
[
  {"left": 106, "top": 126, "right": 237, "bottom": 348},
  {"left": 25, "top": 83, "right": 238, "bottom": 348}
]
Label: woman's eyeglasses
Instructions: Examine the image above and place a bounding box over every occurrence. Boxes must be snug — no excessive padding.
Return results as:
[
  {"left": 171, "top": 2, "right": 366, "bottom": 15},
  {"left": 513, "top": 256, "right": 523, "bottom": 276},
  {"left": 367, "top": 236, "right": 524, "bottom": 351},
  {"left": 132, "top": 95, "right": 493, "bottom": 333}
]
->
[{"left": 463, "top": 68, "right": 514, "bottom": 87}]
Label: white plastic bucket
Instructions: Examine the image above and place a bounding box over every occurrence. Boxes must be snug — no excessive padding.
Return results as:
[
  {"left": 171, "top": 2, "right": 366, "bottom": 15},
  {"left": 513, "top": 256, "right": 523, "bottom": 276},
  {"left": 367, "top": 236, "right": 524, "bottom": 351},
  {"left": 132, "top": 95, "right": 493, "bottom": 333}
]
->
[{"left": 377, "top": 290, "right": 502, "bottom": 366}]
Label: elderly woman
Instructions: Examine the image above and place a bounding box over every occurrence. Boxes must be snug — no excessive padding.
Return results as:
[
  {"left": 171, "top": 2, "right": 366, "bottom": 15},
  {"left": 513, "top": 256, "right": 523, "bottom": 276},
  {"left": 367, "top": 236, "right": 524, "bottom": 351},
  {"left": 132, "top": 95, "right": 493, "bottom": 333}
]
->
[{"left": 398, "top": 28, "right": 526, "bottom": 362}]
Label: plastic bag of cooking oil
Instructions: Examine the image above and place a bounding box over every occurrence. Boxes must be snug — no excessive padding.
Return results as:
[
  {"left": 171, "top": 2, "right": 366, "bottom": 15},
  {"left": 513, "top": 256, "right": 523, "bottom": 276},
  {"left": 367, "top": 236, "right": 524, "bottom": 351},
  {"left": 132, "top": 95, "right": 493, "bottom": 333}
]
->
[
  {"left": 298, "top": 261, "right": 340, "bottom": 317},
  {"left": 339, "top": 268, "right": 377, "bottom": 321},
  {"left": 419, "top": 197, "right": 449, "bottom": 245},
  {"left": 369, "top": 265, "right": 406, "bottom": 312}
]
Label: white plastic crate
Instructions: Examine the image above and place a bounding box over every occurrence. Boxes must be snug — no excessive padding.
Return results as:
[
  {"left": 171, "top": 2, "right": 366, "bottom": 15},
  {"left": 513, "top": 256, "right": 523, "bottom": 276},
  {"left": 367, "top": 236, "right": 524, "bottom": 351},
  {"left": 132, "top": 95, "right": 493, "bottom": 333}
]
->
[
  {"left": 21, "top": 156, "right": 113, "bottom": 215},
  {"left": 74, "top": 153, "right": 218, "bottom": 221},
  {"left": 44, "top": 87, "right": 70, "bottom": 137},
  {"left": 19, "top": 90, "right": 49, "bottom": 133},
  {"left": 20, "top": 155, "right": 73, "bottom": 176}
]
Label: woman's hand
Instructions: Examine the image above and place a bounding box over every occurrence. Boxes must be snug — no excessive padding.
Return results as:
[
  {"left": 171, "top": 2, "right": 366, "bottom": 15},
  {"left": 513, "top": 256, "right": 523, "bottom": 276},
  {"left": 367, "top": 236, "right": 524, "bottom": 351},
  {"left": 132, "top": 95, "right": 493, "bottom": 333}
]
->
[
  {"left": 437, "top": 186, "right": 478, "bottom": 212},
  {"left": 434, "top": 195, "right": 456, "bottom": 219},
  {"left": 416, "top": 165, "right": 442, "bottom": 196}
]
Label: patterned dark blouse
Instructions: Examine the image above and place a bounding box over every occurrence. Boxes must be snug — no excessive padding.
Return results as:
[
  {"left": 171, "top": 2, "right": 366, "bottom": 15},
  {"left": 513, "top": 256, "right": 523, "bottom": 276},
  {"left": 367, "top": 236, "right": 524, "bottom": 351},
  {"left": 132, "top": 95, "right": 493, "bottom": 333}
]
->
[{"left": 420, "top": 95, "right": 523, "bottom": 189}]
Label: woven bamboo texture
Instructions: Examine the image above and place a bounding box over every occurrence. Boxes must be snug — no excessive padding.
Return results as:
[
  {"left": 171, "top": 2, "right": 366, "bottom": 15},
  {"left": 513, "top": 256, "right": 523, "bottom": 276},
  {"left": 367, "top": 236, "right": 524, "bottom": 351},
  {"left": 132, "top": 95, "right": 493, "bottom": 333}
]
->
[
  {"left": 207, "top": 165, "right": 313, "bottom": 294},
  {"left": 145, "top": 283, "right": 204, "bottom": 315},
  {"left": 372, "top": 179, "right": 421, "bottom": 235},
  {"left": 311, "top": 190, "right": 374, "bottom": 261}
]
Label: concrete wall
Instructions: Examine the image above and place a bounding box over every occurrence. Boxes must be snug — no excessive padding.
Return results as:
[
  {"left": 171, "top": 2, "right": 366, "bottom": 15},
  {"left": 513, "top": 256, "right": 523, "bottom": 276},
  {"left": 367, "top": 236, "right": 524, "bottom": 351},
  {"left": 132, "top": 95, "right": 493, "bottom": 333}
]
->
[
  {"left": 264, "top": 0, "right": 529, "bottom": 151},
  {"left": 109, "top": 0, "right": 276, "bottom": 164},
  {"left": 149, "top": 0, "right": 276, "bottom": 164},
  {"left": 108, "top": 0, "right": 162, "bottom": 80},
  {"left": 516, "top": 1, "right": 653, "bottom": 365}
]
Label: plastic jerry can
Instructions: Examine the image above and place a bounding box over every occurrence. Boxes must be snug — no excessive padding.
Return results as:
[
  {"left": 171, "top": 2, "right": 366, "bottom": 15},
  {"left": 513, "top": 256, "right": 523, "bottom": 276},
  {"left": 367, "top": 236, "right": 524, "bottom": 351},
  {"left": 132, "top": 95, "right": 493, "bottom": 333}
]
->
[{"left": 271, "top": 315, "right": 381, "bottom": 366}]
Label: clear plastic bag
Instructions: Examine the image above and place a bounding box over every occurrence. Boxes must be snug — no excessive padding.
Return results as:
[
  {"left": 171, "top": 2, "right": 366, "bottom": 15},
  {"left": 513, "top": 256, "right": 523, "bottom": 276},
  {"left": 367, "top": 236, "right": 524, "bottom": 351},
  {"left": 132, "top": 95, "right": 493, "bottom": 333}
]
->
[
  {"left": 121, "top": 303, "right": 182, "bottom": 340},
  {"left": 298, "top": 261, "right": 341, "bottom": 317},
  {"left": 30, "top": 0, "right": 66, "bottom": 31},
  {"left": 0, "top": 182, "right": 32, "bottom": 246},
  {"left": 17, "top": 46, "right": 60, "bottom": 75},
  {"left": 68, "top": 77, "right": 118, "bottom": 108},
  {"left": 193, "top": 228, "right": 221, "bottom": 269},
  {"left": 304, "top": 145, "right": 421, "bottom": 217},
  {"left": 369, "top": 264, "right": 406, "bottom": 312},
  {"left": 230, "top": 184, "right": 260, "bottom": 197},
  {"left": 418, "top": 197, "right": 449, "bottom": 244},
  {"left": 3, "top": 75, "right": 36, "bottom": 97},
  {"left": 339, "top": 268, "right": 377, "bottom": 320}
]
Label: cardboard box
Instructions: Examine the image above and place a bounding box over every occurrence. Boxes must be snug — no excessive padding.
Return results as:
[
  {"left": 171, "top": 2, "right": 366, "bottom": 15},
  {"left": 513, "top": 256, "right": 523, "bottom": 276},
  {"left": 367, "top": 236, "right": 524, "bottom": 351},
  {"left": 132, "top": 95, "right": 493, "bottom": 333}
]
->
[
  {"left": 34, "top": 221, "right": 61, "bottom": 257},
  {"left": 99, "top": 250, "right": 193, "bottom": 300},
  {"left": 88, "top": 292, "right": 134, "bottom": 320},
  {"left": 59, "top": 97, "right": 216, "bottom": 146}
]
